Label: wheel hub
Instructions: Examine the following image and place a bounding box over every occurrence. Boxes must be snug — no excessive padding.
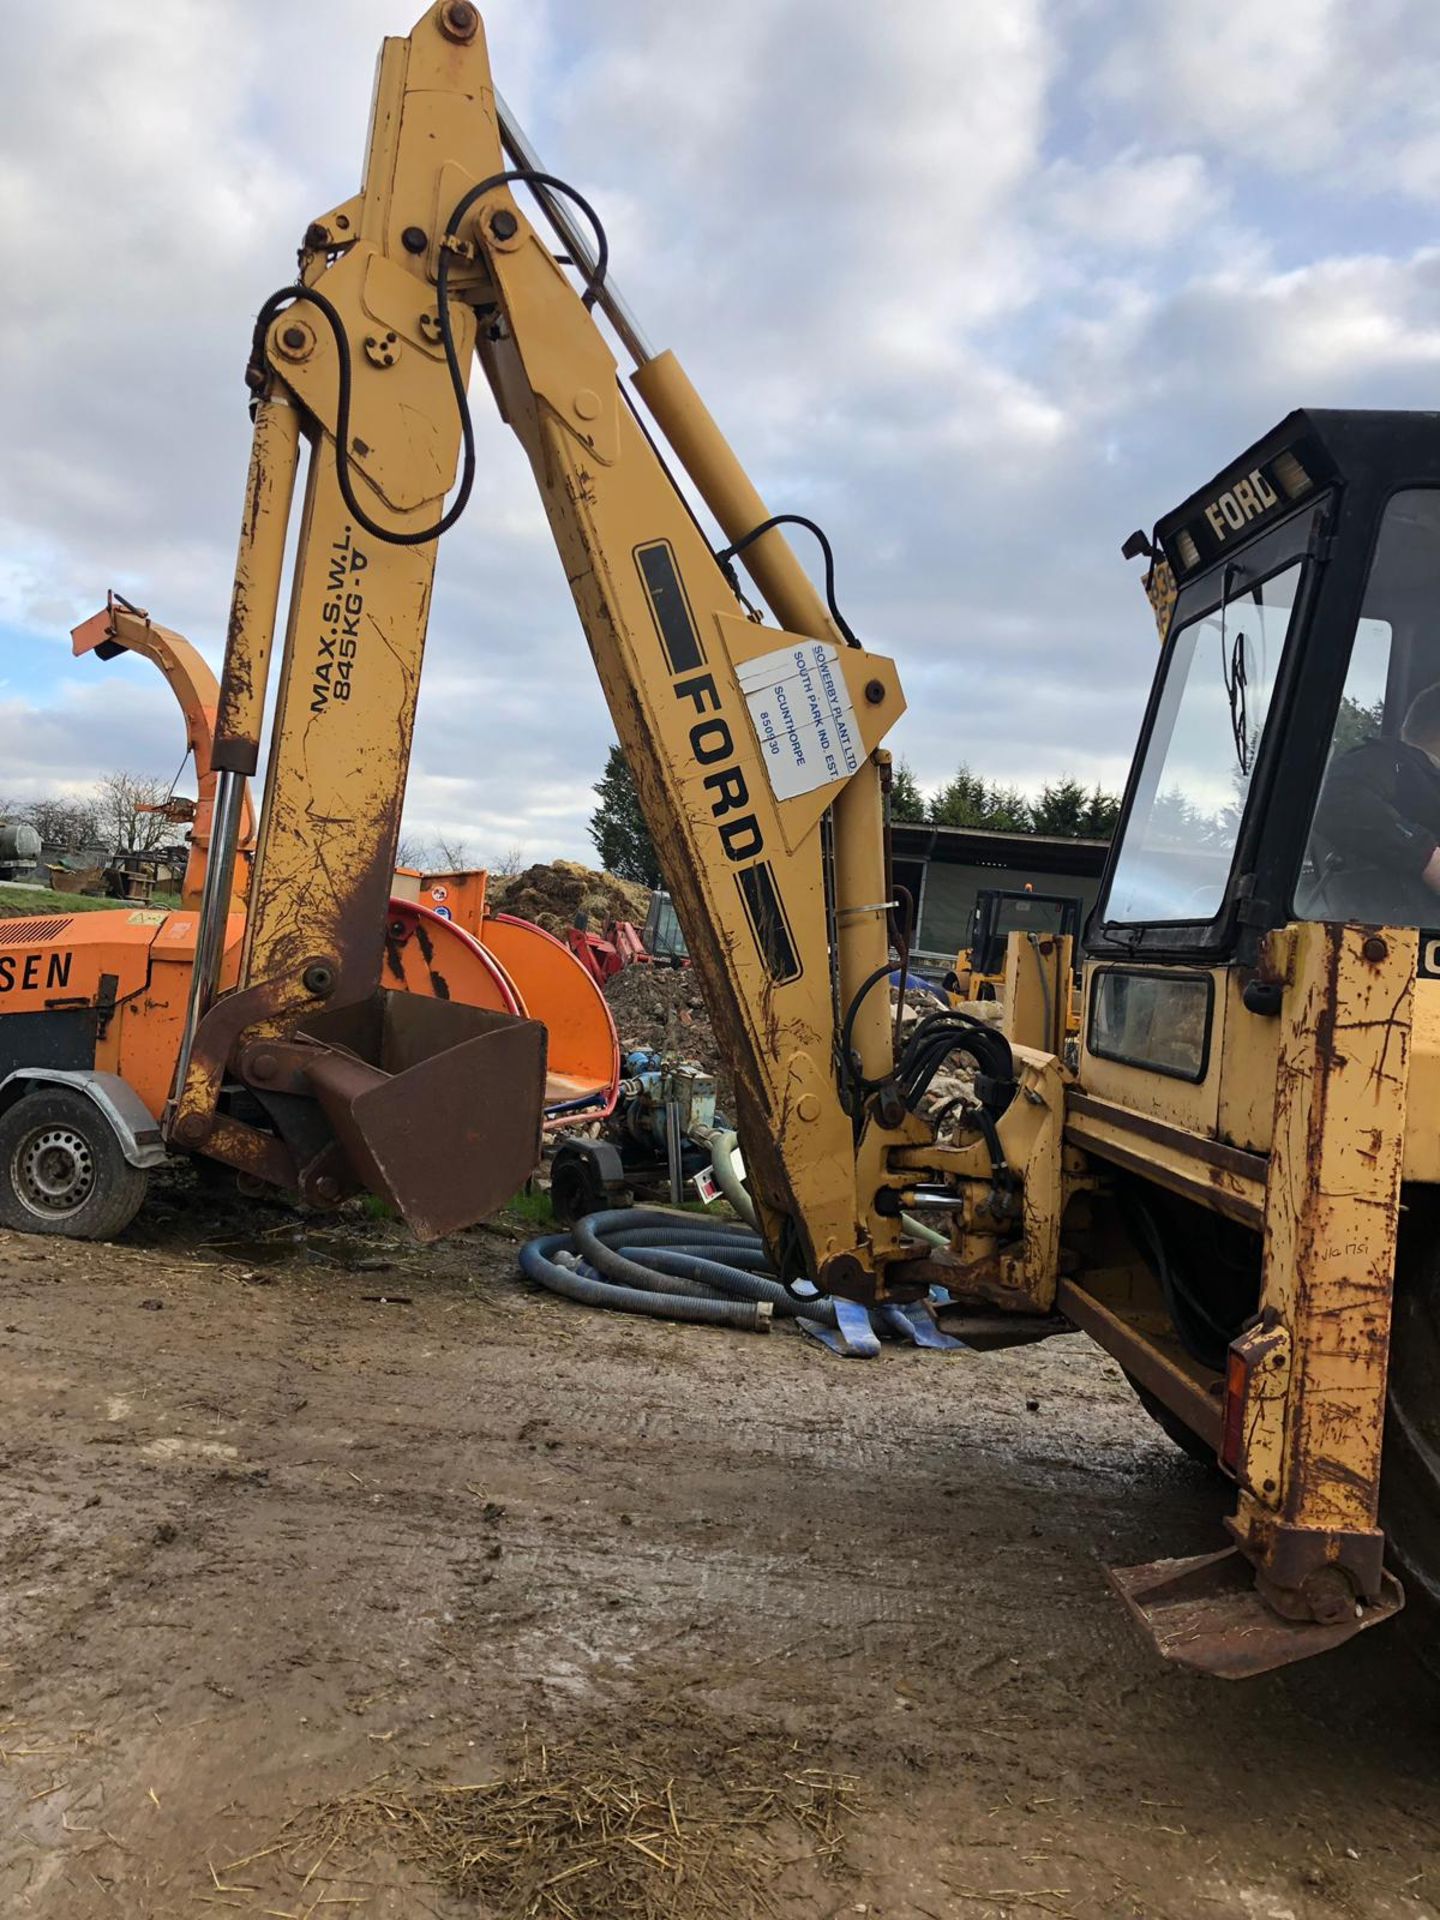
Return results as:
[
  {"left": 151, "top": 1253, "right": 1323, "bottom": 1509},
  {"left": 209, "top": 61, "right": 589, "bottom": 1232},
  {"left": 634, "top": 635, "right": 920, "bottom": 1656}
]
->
[{"left": 12, "top": 1123, "right": 96, "bottom": 1219}]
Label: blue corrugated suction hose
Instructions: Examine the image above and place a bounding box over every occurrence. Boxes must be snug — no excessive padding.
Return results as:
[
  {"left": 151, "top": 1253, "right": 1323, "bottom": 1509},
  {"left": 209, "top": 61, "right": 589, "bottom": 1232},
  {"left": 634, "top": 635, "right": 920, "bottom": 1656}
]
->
[{"left": 518, "top": 1206, "right": 839, "bottom": 1331}]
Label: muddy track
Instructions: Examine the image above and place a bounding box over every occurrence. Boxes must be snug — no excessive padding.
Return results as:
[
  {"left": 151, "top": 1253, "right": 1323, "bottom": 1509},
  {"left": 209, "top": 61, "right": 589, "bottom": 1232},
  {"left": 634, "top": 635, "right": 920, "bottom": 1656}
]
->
[{"left": 1, "top": 1180, "right": 1438, "bottom": 1917}]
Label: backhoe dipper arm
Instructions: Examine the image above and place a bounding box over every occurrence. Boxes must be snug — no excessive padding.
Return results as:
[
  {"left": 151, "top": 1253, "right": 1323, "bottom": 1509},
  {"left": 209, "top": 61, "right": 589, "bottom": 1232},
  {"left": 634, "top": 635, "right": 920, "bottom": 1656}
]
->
[{"left": 167, "top": 2, "right": 548, "bottom": 1237}]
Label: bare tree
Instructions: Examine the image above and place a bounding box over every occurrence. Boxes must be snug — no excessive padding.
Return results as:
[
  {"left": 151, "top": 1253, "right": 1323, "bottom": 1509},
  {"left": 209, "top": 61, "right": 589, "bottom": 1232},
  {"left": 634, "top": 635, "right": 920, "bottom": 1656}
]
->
[
  {"left": 394, "top": 830, "right": 517, "bottom": 875},
  {"left": 97, "top": 771, "right": 173, "bottom": 854},
  {"left": 431, "top": 833, "right": 478, "bottom": 871},
  {"left": 20, "top": 795, "right": 103, "bottom": 852}
]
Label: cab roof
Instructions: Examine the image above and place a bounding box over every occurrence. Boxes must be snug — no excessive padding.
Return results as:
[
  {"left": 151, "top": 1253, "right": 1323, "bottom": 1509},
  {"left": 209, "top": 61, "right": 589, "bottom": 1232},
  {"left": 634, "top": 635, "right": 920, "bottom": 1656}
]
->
[{"left": 1154, "top": 408, "right": 1440, "bottom": 585}]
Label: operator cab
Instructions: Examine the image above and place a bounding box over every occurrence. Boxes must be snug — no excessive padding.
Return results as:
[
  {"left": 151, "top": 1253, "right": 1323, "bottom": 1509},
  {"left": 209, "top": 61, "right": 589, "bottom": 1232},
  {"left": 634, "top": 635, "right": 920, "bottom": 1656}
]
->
[
  {"left": 968, "top": 888, "right": 1082, "bottom": 978},
  {"left": 1091, "top": 410, "right": 1440, "bottom": 976}
]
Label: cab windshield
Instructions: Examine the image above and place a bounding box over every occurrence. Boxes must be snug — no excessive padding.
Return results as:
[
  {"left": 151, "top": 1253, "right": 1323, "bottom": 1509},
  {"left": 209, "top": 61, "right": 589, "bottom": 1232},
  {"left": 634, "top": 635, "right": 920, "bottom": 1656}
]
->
[{"left": 1103, "top": 561, "right": 1302, "bottom": 925}]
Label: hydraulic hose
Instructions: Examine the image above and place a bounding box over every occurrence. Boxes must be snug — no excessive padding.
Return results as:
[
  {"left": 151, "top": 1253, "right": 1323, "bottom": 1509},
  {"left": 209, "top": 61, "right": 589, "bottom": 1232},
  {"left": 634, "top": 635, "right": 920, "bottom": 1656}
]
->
[{"left": 708, "top": 1129, "right": 949, "bottom": 1252}]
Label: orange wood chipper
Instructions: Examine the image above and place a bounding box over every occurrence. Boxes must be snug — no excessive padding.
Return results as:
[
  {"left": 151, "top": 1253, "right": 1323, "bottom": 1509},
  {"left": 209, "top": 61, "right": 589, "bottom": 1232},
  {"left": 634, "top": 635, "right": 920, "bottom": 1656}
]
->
[{"left": 0, "top": 596, "right": 618, "bottom": 1239}]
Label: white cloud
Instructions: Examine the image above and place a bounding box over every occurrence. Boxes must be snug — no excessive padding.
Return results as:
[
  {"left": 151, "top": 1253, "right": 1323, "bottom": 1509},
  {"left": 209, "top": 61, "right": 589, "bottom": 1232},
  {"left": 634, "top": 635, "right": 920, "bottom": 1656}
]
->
[
  {"left": 0, "top": 674, "right": 184, "bottom": 805},
  {"left": 1098, "top": 1, "right": 1341, "bottom": 169},
  {"left": 1094, "top": 0, "right": 1440, "bottom": 196},
  {"left": 1043, "top": 150, "right": 1220, "bottom": 253}
]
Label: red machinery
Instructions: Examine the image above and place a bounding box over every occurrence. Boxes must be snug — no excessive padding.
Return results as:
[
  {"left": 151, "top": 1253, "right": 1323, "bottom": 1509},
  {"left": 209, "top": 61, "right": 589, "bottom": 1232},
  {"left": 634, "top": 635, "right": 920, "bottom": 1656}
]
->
[{"left": 565, "top": 915, "right": 649, "bottom": 986}]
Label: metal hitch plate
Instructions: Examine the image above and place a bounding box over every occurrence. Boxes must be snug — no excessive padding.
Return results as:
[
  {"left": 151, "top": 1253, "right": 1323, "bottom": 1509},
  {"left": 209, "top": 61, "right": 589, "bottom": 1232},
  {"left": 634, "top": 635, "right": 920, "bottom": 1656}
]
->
[{"left": 1108, "top": 1546, "right": 1404, "bottom": 1679}]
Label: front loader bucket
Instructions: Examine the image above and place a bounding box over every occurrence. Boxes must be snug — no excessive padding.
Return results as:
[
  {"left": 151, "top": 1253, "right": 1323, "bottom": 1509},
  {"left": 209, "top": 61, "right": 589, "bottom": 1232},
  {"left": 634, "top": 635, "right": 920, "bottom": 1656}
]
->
[{"left": 300, "top": 991, "right": 546, "bottom": 1242}]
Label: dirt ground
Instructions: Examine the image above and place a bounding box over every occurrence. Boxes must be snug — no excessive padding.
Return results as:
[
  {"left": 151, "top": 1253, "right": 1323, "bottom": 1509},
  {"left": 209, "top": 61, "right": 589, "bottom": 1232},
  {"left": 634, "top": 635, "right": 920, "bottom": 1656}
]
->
[{"left": 2, "top": 1176, "right": 1439, "bottom": 1920}]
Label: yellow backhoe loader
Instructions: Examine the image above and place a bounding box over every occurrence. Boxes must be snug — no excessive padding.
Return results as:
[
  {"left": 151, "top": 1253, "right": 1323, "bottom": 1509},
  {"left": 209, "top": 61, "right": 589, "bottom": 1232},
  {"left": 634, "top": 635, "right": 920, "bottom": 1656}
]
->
[
  {"left": 945, "top": 886, "right": 1082, "bottom": 1032},
  {"left": 3, "top": 1, "right": 1434, "bottom": 1679}
]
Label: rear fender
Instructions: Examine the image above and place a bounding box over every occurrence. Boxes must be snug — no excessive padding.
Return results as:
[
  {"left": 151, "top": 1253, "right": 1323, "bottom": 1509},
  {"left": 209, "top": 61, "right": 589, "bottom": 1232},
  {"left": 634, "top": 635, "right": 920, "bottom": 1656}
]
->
[{"left": 0, "top": 1069, "right": 167, "bottom": 1169}]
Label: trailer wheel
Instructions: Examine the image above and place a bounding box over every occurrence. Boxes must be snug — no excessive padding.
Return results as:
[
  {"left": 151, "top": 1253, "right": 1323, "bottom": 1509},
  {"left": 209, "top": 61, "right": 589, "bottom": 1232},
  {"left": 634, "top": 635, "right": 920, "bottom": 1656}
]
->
[
  {"left": 549, "top": 1142, "right": 630, "bottom": 1225},
  {"left": 0, "top": 1087, "right": 149, "bottom": 1241}
]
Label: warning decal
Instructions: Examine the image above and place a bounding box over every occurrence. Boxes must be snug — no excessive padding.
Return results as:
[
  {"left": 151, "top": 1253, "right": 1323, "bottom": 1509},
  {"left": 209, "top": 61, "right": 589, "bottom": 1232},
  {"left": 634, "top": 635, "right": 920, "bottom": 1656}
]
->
[{"left": 738, "top": 641, "right": 861, "bottom": 802}]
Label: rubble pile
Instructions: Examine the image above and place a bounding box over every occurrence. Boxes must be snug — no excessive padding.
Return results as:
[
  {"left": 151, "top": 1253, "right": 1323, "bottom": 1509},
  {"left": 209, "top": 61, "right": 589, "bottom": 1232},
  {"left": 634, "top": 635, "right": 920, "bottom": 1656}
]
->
[
  {"left": 604, "top": 963, "right": 734, "bottom": 1116},
  {"left": 597, "top": 969, "right": 996, "bottom": 1134},
  {"left": 488, "top": 860, "right": 650, "bottom": 938}
]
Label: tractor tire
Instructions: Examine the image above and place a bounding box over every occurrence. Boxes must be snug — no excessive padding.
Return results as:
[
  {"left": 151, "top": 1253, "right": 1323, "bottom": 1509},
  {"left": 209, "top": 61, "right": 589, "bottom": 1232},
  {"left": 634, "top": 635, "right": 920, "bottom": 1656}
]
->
[
  {"left": 1124, "top": 1374, "right": 1221, "bottom": 1471},
  {"left": 1381, "top": 1208, "right": 1440, "bottom": 1668},
  {"left": 0, "top": 1087, "right": 149, "bottom": 1241}
]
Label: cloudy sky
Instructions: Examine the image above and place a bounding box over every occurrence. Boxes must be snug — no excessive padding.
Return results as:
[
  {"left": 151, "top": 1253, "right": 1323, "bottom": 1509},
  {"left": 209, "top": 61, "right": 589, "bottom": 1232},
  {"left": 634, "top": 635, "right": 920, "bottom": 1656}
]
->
[{"left": 3, "top": 0, "right": 1440, "bottom": 864}]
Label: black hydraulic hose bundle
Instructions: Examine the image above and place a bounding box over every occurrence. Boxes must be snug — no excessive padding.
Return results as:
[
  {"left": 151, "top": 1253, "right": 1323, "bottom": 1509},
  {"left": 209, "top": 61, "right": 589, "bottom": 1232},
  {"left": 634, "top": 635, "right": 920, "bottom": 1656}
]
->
[
  {"left": 836, "top": 970, "right": 1018, "bottom": 1194},
  {"left": 518, "top": 1207, "right": 840, "bottom": 1332},
  {"left": 896, "top": 1008, "right": 1015, "bottom": 1112},
  {"left": 838, "top": 973, "right": 1015, "bottom": 1108},
  {"left": 249, "top": 167, "right": 609, "bottom": 550}
]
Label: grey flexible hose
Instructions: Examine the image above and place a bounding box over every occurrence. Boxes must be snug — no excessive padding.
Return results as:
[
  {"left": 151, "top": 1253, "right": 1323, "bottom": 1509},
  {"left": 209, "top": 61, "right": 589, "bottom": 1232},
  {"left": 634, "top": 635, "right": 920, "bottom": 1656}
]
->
[
  {"left": 708, "top": 1129, "right": 758, "bottom": 1226},
  {"left": 519, "top": 1206, "right": 839, "bottom": 1330},
  {"left": 573, "top": 1208, "right": 838, "bottom": 1326},
  {"left": 520, "top": 1233, "right": 772, "bottom": 1330},
  {"left": 610, "top": 1245, "right": 838, "bottom": 1325},
  {"left": 525, "top": 1119, "right": 954, "bottom": 1338}
]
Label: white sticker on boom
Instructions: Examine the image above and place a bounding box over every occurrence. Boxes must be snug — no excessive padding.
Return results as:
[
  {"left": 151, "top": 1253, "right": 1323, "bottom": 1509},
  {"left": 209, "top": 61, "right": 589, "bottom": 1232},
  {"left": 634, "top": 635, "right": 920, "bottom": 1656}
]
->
[{"left": 738, "top": 641, "right": 861, "bottom": 801}]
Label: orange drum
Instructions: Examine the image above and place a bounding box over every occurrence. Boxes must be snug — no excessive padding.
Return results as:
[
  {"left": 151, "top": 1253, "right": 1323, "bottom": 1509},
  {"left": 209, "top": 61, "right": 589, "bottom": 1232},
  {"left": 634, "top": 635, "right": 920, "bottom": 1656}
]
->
[{"left": 480, "top": 913, "right": 620, "bottom": 1123}]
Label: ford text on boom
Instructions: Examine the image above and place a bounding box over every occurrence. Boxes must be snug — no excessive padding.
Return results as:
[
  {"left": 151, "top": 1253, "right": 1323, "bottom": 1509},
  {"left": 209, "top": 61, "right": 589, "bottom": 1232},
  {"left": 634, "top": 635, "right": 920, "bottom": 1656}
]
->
[{"left": 674, "top": 674, "right": 764, "bottom": 862}]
